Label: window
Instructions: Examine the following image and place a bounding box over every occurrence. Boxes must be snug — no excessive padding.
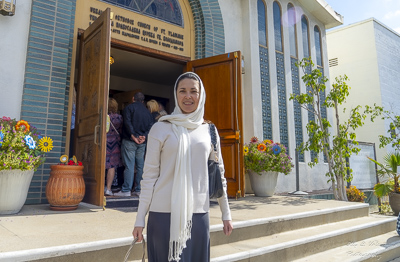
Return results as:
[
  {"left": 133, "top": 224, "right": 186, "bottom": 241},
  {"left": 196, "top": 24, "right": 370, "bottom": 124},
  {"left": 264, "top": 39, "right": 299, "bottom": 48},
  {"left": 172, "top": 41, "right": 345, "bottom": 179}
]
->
[
  {"left": 273, "top": 1, "right": 283, "bottom": 52},
  {"left": 257, "top": 0, "right": 267, "bottom": 46},
  {"left": 301, "top": 15, "right": 310, "bottom": 58},
  {"left": 314, "top": 26, "right": 323, "bottom": 66},
  {"left": 287, "top": 3, "right": 297, "bottom": 58},
  {"left": 101, "top": 0, "right": 183, "bottom": 26}
]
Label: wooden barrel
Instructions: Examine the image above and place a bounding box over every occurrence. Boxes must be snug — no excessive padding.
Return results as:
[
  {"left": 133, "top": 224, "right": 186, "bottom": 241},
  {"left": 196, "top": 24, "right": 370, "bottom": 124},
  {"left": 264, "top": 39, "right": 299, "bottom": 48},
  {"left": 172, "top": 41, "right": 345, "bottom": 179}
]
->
[{"left": 46, "top": 165, "right": 85, "bottom": 211}]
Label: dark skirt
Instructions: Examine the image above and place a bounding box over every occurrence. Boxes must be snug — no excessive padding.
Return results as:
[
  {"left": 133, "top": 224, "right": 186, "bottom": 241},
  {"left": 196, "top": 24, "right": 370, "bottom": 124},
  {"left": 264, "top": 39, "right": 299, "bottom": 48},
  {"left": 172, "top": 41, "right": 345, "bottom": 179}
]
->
[{"left": 147, "top": 212, "right": 210, "bottom": 262}]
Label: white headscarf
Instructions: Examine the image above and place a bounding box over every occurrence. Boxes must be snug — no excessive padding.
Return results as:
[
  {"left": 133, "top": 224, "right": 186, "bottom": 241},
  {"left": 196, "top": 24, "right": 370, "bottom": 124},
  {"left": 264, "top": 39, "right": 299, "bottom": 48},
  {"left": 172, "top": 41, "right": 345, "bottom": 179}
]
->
[{"left": 159, "top": 72, "right": 206, "bottom": 262}]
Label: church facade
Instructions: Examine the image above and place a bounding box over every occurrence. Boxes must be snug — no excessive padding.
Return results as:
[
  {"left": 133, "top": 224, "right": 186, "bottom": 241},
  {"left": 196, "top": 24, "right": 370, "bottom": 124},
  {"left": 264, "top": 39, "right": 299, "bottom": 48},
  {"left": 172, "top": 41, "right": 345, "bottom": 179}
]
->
[{"left": 0, "top": 0, "right": 343, "bottom": 205}]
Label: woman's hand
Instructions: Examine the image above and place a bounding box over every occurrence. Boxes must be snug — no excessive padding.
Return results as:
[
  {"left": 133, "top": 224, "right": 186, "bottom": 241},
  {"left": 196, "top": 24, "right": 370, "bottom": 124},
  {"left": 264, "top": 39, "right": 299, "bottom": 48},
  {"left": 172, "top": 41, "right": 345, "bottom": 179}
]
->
[
  {"left": 222, "top": 220, "right": 233, "bottom": 236},
  {"left": 132, "top": 227, "right": 144, "bottom": 242}
]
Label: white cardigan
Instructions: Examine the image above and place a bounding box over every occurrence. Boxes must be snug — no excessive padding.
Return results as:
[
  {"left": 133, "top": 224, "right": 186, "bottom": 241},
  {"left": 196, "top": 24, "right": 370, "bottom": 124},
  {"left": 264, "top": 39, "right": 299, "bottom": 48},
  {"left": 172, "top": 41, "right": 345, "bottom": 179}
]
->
[{"left": 134, "top": 121, "right": 232, "bottom": 227}]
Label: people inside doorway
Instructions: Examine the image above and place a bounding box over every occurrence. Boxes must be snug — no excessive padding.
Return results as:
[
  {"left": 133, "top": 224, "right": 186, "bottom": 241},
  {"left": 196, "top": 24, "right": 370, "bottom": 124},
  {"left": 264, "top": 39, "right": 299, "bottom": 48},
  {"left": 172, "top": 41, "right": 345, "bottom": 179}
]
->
[
  {"left": 105, "top": 98, "right": 123, "bottom": 196},
  {"left": 158, "top": 101, "right": 168, "bottom": 118},
  {"left": 132, "top": 72, "right": 233, "bottom": 262},
  {"left": 114, "top": 92, "right": 154, "bottom": 197},
  {"left": 146, "top": 99, "right": 161, "bottom": 122}
]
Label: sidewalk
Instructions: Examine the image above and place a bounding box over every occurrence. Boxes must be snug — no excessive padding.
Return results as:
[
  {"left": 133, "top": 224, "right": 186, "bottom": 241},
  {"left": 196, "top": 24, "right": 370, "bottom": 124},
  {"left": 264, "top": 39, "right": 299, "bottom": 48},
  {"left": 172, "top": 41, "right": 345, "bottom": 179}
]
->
[{"left": 0, "top": 195, "right": 365, "bottom": 257}]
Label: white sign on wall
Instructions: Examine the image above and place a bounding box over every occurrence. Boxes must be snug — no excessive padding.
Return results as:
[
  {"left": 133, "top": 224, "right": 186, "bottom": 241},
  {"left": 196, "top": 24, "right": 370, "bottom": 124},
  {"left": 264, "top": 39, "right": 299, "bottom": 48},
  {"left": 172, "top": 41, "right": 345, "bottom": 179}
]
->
[{"left": 348, "top": 142, "right": 377, "bottom": 189}]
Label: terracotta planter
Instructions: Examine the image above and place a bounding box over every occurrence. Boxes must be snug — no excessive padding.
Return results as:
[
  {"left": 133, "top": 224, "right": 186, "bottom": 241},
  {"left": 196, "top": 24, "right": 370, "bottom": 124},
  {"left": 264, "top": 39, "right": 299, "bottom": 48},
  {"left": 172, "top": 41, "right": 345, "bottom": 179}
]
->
[
  {"left": 248, "top": 171, "right": 279, "bottom": 197},
  {"left": 0, "top": 169, "right": 34, "bottom": 215},
  {"left": 389, "top": 192, "right": 400, "bottom": 216},
  {"left": 46, "top": 165, "right": 85, "bottom": 211}
]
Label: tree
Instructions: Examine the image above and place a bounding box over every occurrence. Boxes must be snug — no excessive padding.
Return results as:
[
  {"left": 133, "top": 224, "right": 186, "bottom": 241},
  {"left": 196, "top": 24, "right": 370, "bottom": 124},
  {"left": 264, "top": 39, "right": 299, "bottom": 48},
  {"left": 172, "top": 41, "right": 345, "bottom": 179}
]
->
[
  {"left": 290, "top": 58, "right": 380, "bottom": 201},
  {"left": 377, "top": 109, "right": 400, "bottom": 151}
]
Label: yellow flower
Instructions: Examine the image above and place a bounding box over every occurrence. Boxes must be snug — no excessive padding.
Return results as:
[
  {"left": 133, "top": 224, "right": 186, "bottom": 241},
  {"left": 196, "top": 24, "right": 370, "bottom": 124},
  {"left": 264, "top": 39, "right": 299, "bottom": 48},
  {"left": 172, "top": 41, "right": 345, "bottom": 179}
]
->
[
  {"left": 72, "top": 155, "right": 77, "bottom": 164},
  {"left": 15, "top": 120, "right": 30, "bottom": 132},
  {"left": 244, "top": 146, "right": 249, "bottom": 155},
  {"left": 264, "top": 139, "right": 273, "bottom": 144},
  {"left": 38, "top": 137, "right": 53, "bottom": 152},
  {"left": 257, "top": 143, "right": 267, "bottom": 152},
  {"left": 60, "top": 155, "right": 68, "bottom": 163}
]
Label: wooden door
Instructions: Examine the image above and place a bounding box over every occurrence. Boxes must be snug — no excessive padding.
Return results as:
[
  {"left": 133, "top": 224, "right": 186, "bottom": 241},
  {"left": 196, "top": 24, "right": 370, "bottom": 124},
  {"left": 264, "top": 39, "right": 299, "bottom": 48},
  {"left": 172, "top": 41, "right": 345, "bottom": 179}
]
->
[
  {"left": 75, "top": 8, "right": 111, "bottom": 206},
  {"left": 186, "top": 51, "right": 244, "bottom": 198}
]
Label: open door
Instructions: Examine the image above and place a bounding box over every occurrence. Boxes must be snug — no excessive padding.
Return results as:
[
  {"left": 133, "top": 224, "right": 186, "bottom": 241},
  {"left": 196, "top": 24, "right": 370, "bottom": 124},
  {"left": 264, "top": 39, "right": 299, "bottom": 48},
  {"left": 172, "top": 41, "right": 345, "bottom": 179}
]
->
[
  {"left": 75, "top": 8, "right": 111, "bottom": 206},
  {"left": 186, "top": 51, "right": 244, "bottom": 198}
]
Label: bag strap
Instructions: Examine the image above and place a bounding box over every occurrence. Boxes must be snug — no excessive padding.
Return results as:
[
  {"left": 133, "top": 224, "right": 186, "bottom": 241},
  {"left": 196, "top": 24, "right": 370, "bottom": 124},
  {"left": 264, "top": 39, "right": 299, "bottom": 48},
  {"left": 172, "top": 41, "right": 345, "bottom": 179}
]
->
[
  {"left": 108, "top": 115, "right": 120, "bottom": 135},
  {"left": 208, "top": 124, "right": 219, "bottom": 162},
  {"left": 123, "top": 237, "right": 146, "bottom": 262}
]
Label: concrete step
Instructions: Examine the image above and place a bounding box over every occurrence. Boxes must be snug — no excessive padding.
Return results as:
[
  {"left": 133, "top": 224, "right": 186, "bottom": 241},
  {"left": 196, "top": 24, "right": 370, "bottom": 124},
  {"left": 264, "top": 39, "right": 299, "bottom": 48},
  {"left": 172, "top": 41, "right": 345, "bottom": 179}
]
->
[
  {"left": 209, "top": 203, "right": 370, "bottom": 246},
  {"left": 208, "top": 215, "right": 396, "bottom": 262},
  {"left": 293, "top": 230, "right": 400, "bottom": 262},
  {"left": 0, "top": 201, "right": 378, "bottom": 262}
]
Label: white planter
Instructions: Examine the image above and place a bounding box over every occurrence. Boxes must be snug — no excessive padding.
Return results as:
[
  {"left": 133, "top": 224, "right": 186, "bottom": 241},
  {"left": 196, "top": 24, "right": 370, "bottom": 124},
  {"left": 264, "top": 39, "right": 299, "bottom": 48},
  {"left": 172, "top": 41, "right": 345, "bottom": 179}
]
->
[
  {"left": 248, "top": 171, "right": 278, "bottom": 197},
  {"left": 0, "top": 169, "right": 34, "bottom": 215}
]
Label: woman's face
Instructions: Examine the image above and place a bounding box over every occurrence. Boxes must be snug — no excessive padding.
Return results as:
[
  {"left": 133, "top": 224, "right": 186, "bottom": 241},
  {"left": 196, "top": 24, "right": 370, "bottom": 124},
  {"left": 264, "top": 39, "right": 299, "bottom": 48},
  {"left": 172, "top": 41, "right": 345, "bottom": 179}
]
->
[{"left": 176, "top": 78, "right": 200, "bottom": 114}]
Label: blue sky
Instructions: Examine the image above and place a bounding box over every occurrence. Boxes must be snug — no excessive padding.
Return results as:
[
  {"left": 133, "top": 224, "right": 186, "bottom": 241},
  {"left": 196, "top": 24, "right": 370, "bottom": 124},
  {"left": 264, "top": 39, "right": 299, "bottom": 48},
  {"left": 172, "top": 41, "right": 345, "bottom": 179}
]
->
[{"left": 327, "top": 0, "right": 400, "bottom": 34}]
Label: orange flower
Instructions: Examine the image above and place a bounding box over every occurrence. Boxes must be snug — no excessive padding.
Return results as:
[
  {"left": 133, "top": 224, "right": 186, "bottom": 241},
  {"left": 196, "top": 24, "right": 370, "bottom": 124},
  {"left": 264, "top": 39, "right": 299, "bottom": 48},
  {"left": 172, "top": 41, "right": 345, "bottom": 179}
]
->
[
  {"left": 257, "top": 143, "right": 267, "bottom": 152},
  {"left": 250, "top": 136, "right": 258, "bottom": 143},
  {"left": 15, "top": 120, "right": 30, "bottom": 132}
]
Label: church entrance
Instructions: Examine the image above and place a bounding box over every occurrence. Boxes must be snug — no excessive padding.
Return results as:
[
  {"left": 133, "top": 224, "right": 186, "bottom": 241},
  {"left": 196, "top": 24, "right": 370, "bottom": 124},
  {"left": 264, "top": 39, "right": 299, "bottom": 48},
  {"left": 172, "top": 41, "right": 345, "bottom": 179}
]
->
[{"left": 73, "top": 9, "right": 244, "bottom": 207}]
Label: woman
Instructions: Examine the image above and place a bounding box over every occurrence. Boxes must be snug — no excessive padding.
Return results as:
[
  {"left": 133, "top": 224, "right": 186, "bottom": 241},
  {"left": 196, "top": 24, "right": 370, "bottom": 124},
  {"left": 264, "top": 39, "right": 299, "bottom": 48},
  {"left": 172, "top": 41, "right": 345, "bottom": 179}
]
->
[
  {"left": 133, "top": 72, "right": 233, "bottom": 262},
  {"left": 147, "top": 99, "right": 161, "bottom": 122},
  {"left": 105, "top": 98, "right": 123, "bottom": 196}
]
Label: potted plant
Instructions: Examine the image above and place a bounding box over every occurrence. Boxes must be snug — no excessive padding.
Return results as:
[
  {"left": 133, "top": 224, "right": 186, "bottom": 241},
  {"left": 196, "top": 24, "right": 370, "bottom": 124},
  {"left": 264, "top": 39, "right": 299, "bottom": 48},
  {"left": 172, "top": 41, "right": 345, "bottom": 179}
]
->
[
  {"left": 244, "top": 137, "right": 294, "bottom": 196},
  {"left": 0, "top": 117, "right": 53, "bottom": 214},
  {"left": 368, "top": 152, "right": 400, "bottom": 215},
  {"left": 45, "top": 155, "right": 85, "bottom": 211}
]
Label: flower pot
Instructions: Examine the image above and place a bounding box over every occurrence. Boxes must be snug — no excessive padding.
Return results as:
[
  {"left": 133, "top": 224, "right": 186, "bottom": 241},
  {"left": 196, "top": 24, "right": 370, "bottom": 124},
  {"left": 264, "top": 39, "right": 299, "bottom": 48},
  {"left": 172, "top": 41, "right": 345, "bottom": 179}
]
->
[
  {"left": 46, "top": 165, "right": 85, "bottom": 211},
  {"left": 389, "top": 192, "right": 400, "bottom": 216},
  {"left": 0, "top": 169, "right": 34, "bottom": 215},
  {"left": 248, "top": 171, "right": 278, "bottom": 197}
]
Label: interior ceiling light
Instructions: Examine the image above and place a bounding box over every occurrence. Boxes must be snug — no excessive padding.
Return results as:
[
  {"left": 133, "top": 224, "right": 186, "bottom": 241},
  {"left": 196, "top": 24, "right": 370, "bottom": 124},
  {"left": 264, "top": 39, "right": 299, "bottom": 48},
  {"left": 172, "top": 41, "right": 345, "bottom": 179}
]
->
[{"left": 110, "top": 56, "right": 114, "bottom": 65}]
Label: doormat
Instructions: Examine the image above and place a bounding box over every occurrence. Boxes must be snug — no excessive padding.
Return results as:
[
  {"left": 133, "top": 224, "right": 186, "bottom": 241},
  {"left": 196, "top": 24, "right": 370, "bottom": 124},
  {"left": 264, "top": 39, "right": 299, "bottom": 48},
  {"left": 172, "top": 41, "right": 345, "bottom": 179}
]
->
[{"left": 106, "top": 199, "right": 139, "bottom": 208}]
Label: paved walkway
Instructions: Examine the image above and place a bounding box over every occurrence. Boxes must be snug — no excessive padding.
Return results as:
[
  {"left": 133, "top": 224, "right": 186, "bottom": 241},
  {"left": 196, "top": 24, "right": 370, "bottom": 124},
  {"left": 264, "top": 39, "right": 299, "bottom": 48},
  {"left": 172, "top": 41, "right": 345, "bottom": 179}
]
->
[{"left": 0, "top": 195, "right": 364, "bottom": 254}]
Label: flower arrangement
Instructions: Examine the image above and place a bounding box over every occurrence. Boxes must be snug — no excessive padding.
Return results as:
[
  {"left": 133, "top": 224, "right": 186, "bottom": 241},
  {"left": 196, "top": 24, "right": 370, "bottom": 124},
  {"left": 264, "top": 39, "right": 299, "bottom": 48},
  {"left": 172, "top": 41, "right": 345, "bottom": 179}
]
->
[
  {"left": 346, "top": 185, "right": 366, "bottom": 203},
  {"left": 0, "top": 117, "right": 53, "bottom": 171},
  {"left": 58, "top": 155, "right": 83, "bottom": 166},
  {"left": 244, "top": 137, "right": 293, "bottom": 175}
]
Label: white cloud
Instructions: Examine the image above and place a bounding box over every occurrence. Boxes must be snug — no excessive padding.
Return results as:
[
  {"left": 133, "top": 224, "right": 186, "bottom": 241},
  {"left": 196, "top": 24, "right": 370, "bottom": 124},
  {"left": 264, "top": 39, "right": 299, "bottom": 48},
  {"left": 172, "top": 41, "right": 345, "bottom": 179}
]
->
[{"left": 384, "top": 10, "right": 400, "bottom": 19}]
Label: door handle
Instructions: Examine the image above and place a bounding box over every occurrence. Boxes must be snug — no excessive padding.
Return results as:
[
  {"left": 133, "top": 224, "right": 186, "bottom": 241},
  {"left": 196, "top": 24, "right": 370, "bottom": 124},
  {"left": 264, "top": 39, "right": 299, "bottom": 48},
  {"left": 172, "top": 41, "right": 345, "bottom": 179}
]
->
[
  {"left": 94, "top": 125, "right": 100, "bottom": 145},
  {"left": 220, "top": 131, "right": 240, "bottom": 141}
]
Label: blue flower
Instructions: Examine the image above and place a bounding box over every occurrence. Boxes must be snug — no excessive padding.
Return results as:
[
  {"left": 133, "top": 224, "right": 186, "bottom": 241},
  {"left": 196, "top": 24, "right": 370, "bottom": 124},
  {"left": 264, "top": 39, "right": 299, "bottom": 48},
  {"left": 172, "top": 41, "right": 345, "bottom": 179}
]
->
[
  {"left": 24, "top": 135, "right": 36, "bottom": 149},
  {"left": 0, "top": 131, "right": 3, "bottom": 141},
  {"left": 272, "top": 144, "right": 281, "bottom": 155}
]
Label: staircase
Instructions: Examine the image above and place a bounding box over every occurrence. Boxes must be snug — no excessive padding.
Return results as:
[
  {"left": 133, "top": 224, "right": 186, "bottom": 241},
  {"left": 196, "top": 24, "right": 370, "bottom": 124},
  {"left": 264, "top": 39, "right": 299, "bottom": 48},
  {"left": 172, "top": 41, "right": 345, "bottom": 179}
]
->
[
  {"left": 3, "top": 197, "right": 400, "bottom": 262},
  {"left": 115, "top": 200, "right": 400, "bottom": 262}
]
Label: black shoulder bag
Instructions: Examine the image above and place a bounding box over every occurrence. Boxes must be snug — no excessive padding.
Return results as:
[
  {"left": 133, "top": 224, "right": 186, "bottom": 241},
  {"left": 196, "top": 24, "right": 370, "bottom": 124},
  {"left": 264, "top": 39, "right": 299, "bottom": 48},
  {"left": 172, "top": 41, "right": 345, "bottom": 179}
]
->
[{"left": 208, "top": 123, "right": 224, "bottom": 199}]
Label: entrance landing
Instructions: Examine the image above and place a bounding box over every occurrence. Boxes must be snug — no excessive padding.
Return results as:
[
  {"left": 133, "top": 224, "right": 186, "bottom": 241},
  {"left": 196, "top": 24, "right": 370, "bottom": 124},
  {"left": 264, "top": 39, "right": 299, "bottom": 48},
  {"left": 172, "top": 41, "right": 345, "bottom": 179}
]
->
[{"left": 0, "top": 195, "right": 379, "bottom": 261}]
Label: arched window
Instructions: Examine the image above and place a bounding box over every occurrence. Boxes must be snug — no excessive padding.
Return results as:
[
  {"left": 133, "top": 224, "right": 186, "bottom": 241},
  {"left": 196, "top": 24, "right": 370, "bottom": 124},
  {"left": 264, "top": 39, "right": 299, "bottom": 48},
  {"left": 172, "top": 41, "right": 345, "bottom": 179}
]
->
[
  {"left": 288, "top": 3, "right": 303, "bottom": 161},
  {"left": 287, "top": 3, "right": 297, "bottom": 58},
  {"left": 101, "top": 0, "right": 183, "bottom": 27},
  {"left": 257, "top": 0, "right": 267, "bottom": 46},
  {"left": 273, "top": 1, "right": 283, "bottom": 52},
  {"left": 314, "top": 26, "right": 323, "bottom": 66},
  {"left": 258, "top": 0, "right": 272, "bottom": 140},
  {"left": 301, "top": 15, "right": 310, "bottom": 58}
]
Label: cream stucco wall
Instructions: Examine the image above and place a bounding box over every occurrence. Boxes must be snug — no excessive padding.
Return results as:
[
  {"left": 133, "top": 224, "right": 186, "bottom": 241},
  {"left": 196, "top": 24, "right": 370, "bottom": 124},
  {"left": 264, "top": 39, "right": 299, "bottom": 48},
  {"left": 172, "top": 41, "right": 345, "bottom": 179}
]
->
[
  {"left": 327, "top": 19, "right": 387, "bottom": 164},
  {"left": 0, "top": 1, "right": 32, "bottom": 119}
]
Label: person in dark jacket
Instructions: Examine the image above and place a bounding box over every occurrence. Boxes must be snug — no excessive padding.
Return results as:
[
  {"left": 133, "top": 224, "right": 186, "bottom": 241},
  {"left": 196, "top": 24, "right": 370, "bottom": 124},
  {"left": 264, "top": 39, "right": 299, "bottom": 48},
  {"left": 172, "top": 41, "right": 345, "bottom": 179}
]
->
[{"left": 114, "top": 92, "right": 154, "bottom": 197}]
